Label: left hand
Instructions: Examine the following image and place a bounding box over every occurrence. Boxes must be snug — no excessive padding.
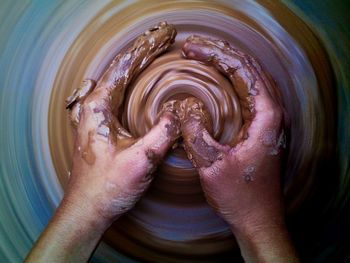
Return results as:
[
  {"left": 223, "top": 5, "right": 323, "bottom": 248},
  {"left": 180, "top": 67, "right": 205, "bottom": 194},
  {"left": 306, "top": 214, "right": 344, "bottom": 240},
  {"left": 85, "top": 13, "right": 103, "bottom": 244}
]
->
[
  {"left": 64, "top": 22, "right": 178, "bottom": 226},
  {"left": 25, "top": 22, "right": 178, "bottom": 263}
]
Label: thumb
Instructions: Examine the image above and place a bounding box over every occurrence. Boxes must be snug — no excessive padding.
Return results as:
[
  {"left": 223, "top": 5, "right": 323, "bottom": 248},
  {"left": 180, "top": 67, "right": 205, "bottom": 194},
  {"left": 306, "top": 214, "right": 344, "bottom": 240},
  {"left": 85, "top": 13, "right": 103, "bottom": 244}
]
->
[
  {"left": 66, "top": 79, "right": 96, "bottom": 127},
  {"left": 133, "top": 110, "right": 181, "bottom": 167},
  {"left": 179, "top": 97, "right": 230, "bottom": 169}
]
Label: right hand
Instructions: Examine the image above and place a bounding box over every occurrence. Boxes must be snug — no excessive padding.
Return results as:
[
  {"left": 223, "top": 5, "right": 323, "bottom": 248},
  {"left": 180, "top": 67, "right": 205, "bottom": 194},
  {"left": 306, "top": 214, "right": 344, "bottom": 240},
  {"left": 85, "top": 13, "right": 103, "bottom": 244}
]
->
[
  {"left": 181, "top": 35, "right": 285, "bottom": 233},
  {"left": 180, "top": 35, "right": 299, "bottom": 263}
]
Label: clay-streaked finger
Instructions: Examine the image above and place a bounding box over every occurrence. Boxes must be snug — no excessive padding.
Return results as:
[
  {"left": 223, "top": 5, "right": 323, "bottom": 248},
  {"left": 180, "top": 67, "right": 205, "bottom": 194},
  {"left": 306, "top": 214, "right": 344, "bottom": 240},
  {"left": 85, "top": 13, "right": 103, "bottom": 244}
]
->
[
  {"left": 182, "top": 36, "right": 283, "bottom": 150},
  {"left": 130, "top": 110, "right": 181, "bottom": 173},
  {"left": 77, "top": 22, "right": 177, "bottom": 146},
  {"left": 178, "top": 97, "right": 230, "bottom": 169},
  {"left": 66, "top": 79, "right": 96, "bottom": 127}
]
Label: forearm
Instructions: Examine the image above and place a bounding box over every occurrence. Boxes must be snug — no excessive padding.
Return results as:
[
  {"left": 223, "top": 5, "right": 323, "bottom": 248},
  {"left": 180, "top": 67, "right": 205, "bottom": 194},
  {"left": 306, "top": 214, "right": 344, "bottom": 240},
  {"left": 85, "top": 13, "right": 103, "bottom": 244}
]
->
[
  {"left": 230, "top": 217, "right": 299, "bottom": 263},
  {"left": 25, "top": 195, "right": 109, "bottom": 263}
]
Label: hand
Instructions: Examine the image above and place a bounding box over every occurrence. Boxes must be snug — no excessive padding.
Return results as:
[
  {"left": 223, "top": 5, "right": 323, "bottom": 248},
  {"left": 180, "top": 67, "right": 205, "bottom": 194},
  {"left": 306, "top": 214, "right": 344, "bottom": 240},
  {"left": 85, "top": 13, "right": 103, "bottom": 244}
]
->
[
  {"left": 65, "top": 21, "right": 178, "bottom": 226},
  {"left": 180, "top": 36, "right": 298, "bottom": 262},
  {"left": 26, "top": 22, "right": 178, "bottom": 262}
]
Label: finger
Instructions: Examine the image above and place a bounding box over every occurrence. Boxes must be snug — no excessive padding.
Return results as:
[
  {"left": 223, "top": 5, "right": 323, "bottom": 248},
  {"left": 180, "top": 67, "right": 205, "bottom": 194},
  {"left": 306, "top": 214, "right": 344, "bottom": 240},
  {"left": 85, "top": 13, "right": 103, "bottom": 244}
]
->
[
  {"left": 78, "top": 22, "right": 176, "bottom": 143},
  {"left": 182, "top": 36, "right": 283, "bottom": 152},
  {"left": 130, "top": 109, "right": 181, "bottom": 172},
  {"left": 179, "top": 97, "right": 230, "bottom": 169},
  {"left": 66, "top": 79, "right": 96, "bottom": 127}
]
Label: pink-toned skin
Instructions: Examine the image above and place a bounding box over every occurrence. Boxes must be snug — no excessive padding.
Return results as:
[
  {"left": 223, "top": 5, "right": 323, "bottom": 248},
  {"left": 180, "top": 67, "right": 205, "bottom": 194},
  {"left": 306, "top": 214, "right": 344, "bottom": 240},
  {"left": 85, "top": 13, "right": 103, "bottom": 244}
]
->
[
  {"left": 25, "top": 26, "right": 299, "bottom": 262},
  {"left": 181, "top": 36, "right": 299, "bottom": 263},
  {"left": 25, "top": 22, "right": 180, "bottom": 262}
]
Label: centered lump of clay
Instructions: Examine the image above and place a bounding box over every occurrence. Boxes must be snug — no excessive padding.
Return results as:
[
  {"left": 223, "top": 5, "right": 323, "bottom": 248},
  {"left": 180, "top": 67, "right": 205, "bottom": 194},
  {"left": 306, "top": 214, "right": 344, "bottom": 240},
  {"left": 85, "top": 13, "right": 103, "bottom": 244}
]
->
[{"left": 66, "top": 21, "right": 280, "bottom": 262}]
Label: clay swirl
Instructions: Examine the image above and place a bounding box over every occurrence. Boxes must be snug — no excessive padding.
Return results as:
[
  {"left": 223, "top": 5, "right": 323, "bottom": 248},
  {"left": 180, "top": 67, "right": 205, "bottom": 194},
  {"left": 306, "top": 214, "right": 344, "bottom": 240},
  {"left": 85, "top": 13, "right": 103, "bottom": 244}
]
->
[{"left": 67, "top": 22, "right": 282, "bottom": 261}]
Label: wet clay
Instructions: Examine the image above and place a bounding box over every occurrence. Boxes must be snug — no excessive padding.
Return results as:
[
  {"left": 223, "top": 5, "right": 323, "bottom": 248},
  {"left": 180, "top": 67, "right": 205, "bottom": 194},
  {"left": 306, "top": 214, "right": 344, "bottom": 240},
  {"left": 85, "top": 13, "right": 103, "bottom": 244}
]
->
[
  {"left": 65, "top": 21, "right": 277, "bottom": 260},
  {"left": 145, "top": 149, "right": 163, "bottom": 175},
  {"left": 49, "top": 2, "right": 336, "bottom": 259},
  {"left": 67, "top": 22, "right": 177, "bottom": 149},
  {"left": 81, "top": 131, "right": 96, "bottom": 165},
  {"left": 182, "top": 35, "right": 271, "bottom": 144},
  {"left": 97, "top": 21, "right": 177, "bottom": 121},
  {"left": 66, "top": 79, "right": 95, "bottom": 126},
  {"left": 123, "top": 48, "right": 242, "bottom": 142},
  {"left": 162, "top": 97, "right": 221, "bottom": 168}
]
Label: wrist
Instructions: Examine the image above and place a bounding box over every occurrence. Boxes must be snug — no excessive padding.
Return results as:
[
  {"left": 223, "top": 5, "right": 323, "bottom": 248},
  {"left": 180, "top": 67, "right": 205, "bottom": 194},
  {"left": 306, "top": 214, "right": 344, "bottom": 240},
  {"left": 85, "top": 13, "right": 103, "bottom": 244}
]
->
[
  {"left": 59, "top": 192, "right": 113, "bottom": 234},
  {"left": 229, "top": 214, "right": 299, "bottom": 263},
  {"left": 228, "top": 208, "right": 285, "bottom": 236},
  {"left": 25, "top": 193, "right": 110, "bottom": 262}
]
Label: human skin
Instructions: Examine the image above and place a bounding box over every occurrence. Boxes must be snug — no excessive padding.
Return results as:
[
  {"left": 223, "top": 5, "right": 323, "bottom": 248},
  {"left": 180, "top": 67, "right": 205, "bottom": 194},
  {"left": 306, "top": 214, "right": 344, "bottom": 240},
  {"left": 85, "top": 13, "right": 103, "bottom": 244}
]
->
[
  {"left": 25, "top": 24, "right": 299, "bottom": 262},
  {"left": 180, "top": 36, "right": 299, "bottom": 262},
  {"left": 25, "top": 22, "right": 180, "bottom": 262}
]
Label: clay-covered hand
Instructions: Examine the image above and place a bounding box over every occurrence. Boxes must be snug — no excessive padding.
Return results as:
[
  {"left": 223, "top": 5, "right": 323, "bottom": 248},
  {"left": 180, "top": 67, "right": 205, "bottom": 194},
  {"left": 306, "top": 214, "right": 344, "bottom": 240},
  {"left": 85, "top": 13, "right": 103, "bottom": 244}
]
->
[
  {"left": 181, "top": 36, "right": 298, "bottom": 262},
  {"left": 25, "top": 22, "right": 180, "bottom": 263},
  {"left": 181, "top": 35, "right": 285, "bottom": 228},
  {"left": 65, "top": 22, "right": 178, "bottom": 225}
]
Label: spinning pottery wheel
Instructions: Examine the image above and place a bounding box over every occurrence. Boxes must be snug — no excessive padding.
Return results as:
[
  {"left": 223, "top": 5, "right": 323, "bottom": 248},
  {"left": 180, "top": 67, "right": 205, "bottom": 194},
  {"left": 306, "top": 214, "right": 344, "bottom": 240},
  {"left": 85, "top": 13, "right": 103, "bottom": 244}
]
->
[{"left": 0, "top": 1, "right": 349, "bottom": 262}]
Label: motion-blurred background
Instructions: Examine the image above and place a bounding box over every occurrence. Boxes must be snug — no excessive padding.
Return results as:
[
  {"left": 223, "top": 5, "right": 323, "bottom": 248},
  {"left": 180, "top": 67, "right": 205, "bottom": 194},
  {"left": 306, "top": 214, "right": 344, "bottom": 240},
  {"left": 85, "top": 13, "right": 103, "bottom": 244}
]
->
[{"left": 0, "top": 0, "right": 349, "bottom": 262}]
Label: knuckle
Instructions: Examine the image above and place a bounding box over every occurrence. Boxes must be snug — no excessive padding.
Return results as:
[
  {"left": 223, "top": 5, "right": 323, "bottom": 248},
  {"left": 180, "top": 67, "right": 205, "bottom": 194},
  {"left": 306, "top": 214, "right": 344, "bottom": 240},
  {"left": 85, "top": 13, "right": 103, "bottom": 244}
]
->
[
  {"left": 79, "top": 103, "right": 92, "bottom": 121},
  {"left": 261, "top": 106, "right": 283, "bottom": 125}
]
